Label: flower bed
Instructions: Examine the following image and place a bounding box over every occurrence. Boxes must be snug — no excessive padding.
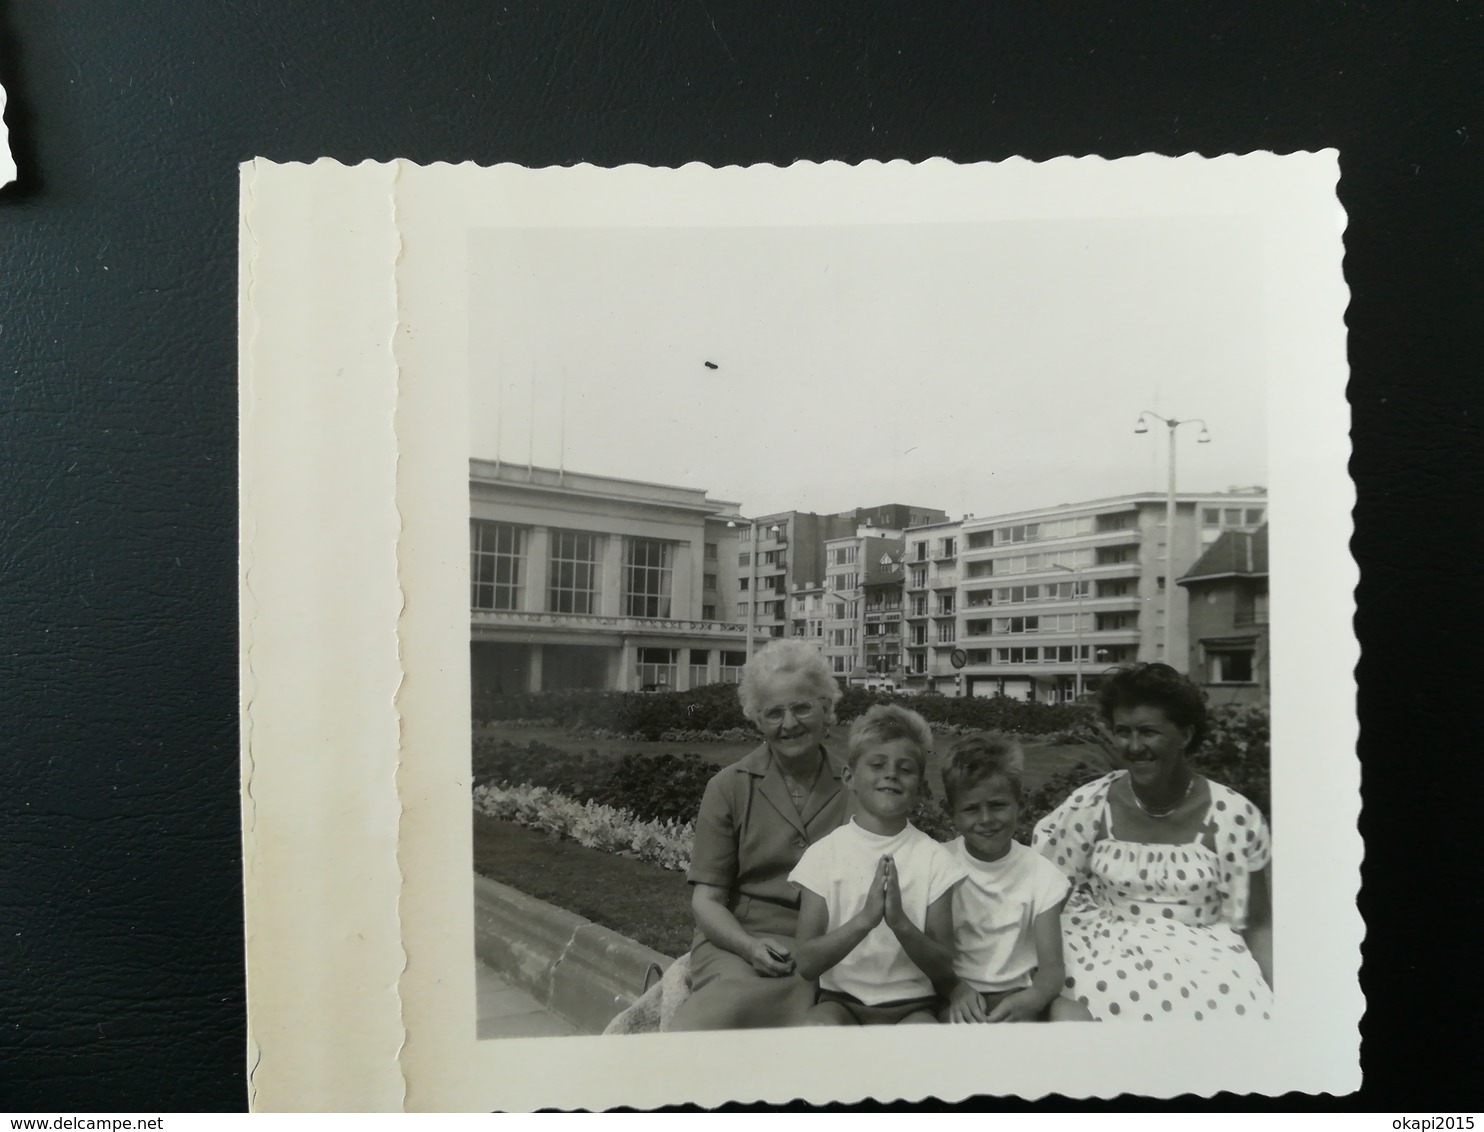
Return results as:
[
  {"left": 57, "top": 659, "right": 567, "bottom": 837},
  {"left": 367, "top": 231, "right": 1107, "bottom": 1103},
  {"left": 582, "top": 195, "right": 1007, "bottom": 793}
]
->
[
  {"left": 471, "top": 704, "right": 1271, "bottom": 869},
  {"left": 473, "top": 782, "right": 693, "bottom": 872}
]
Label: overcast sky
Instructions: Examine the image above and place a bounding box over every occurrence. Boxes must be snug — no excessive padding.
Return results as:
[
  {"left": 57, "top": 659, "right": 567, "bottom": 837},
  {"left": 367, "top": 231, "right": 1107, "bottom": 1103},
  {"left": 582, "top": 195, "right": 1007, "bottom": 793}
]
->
[{"left": 469, "top": 216, "right": 1267, "bottom": 521}]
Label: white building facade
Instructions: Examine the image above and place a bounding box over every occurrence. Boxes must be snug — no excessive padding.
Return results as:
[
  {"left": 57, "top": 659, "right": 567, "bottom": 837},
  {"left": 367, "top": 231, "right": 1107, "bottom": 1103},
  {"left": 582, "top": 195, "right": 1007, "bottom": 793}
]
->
[
  {"left": 469, "top": 460, "right": 766, "bottom": 704},
  {"left": 901, "top": 519, "right": 963, "bottom": 695},
  {"left": 954, "top": 491, "right": 1267, "bottom": 703}
]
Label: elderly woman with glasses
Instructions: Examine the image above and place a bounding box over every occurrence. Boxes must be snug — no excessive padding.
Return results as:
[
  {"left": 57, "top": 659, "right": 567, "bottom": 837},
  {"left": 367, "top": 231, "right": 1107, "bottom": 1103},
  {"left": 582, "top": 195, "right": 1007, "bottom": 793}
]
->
[
  {"left": 1033, "top": 663, "right": 1273, "bottom": 1022},
  {"left": 668, "top": 639, "right": 851, "bottom": 1030}
]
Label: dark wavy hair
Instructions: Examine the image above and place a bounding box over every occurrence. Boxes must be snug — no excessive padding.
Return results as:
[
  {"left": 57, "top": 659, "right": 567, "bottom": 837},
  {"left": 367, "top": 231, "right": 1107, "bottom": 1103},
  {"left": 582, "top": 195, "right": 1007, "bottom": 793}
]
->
[{"left": 1095, "top": 662, "right": 1208, "bottom": 752}]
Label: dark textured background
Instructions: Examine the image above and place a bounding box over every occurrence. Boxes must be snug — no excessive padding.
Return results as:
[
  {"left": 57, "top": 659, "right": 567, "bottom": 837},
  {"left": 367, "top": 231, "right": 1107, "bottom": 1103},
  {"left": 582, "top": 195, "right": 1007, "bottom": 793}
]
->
[{"left": 0, "top": 1, "right": 1479, "bottom": 1113}]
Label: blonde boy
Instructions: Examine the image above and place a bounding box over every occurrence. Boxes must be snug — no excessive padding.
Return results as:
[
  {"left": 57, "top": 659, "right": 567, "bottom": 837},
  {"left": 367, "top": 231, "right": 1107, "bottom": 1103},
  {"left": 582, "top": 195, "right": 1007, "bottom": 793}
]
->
[{"left": 789, "top": 704, "right": 967, "bottom": 1025}]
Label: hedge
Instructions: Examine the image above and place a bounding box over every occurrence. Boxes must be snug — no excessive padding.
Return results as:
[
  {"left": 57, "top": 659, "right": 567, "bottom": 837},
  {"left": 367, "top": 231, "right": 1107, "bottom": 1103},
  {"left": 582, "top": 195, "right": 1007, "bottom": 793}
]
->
[
  {"left": 473, "top": 703, "right": 1272, "bottom": 846},
  {"left": 475, "top": 682, "right": 1095, "bottom": 739}
]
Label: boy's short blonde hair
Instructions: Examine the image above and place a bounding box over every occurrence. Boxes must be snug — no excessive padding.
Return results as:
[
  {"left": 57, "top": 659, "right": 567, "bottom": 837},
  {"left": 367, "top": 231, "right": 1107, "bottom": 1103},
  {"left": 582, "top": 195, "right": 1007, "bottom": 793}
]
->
[
  {"left": 940, "top": 733, "right": 1026, "bottom": 807},
  {"left": 845, "top": 704, "right": 933, "bottom": 770}
]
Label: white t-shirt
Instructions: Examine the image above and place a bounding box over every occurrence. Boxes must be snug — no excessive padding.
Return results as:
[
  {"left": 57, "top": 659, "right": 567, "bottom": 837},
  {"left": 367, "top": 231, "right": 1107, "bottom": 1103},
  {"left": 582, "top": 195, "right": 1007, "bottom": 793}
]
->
[
  {"left": 790, "top": 819, "right": 968, "bottom": 1005},
  {"left": 947, "top": 837, "right": 1071, "bottom": 994}
]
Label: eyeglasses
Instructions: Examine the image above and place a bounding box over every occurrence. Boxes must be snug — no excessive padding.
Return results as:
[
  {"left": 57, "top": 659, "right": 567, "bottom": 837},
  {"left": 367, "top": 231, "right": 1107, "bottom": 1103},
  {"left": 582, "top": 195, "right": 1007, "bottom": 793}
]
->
[{"left": 760, "top": 701, "right": 820, "bottom": 726}]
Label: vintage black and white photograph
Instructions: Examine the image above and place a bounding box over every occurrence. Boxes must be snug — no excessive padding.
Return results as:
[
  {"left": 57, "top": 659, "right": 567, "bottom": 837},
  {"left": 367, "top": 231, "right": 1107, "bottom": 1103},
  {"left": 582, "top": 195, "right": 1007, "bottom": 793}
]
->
[
  {"left": 467, "top": 213, "right": 1276, "bottom": 1037},
  {"left": 240, "top": 155, "right": 1356, "bottom": 1109}
]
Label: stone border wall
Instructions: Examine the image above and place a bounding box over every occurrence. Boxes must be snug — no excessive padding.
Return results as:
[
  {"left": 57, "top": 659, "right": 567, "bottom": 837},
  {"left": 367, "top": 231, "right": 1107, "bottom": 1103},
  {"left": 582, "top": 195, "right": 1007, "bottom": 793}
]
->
[{"left": 473, "top": 875, "right": 675, "bottom": 1034}]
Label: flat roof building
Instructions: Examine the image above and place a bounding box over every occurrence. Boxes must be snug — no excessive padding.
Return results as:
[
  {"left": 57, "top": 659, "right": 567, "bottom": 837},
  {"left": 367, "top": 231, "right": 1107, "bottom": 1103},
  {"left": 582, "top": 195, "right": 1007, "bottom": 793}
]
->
[
  {"left": 955, "top": 490, "right": 1268, "bottom": 703},
  {"left": 469, "top": 460, "right": 767, "bottom": 707},
  {"left": 901, "top": 519, "right": 964, "bottom": 695}
]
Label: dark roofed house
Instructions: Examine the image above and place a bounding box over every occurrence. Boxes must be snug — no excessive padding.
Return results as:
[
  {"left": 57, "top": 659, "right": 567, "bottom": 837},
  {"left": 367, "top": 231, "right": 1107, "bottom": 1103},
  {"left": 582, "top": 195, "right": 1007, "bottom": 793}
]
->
[{"left": 1176, "top": 524, "right": 1269, "bottom": 706}]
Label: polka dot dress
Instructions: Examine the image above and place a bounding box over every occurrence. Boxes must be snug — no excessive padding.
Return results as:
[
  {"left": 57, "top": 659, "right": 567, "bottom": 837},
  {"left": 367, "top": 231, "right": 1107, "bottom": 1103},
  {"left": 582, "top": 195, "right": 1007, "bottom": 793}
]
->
[{"left": 1034, "top": 773, "right": 1272, "bottom": 1023}]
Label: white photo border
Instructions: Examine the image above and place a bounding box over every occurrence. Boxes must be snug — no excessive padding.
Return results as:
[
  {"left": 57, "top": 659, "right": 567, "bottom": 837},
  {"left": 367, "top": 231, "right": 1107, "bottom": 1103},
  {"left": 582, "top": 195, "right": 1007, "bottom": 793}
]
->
[{"left": 240, "top": 155, "right": 1358, "bottom": 1111}]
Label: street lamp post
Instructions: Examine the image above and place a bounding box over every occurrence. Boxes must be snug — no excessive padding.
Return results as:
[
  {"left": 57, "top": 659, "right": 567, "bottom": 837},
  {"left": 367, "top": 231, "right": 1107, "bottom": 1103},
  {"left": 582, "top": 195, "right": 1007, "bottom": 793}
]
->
[
  {"left": 1049, "top": 562, "right": 1084, "bottom": 700},
  {"left": 1134, "top": 411, "right": 1211, "bottom": 672}
]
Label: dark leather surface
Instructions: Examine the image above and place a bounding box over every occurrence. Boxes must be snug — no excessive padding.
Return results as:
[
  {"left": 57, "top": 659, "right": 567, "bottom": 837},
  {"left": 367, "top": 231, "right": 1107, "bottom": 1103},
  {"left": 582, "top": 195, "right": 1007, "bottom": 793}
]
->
[{"left": 0, "top": 0, "right": 1478, "bottom": 1113}]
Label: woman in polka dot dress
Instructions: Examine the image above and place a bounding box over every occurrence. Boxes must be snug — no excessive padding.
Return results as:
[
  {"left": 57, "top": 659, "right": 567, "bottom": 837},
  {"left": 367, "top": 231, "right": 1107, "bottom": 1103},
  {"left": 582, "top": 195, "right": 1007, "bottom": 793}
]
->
[{"left": 1032, "top": 663, "right": 1272, "bottom": 1022}]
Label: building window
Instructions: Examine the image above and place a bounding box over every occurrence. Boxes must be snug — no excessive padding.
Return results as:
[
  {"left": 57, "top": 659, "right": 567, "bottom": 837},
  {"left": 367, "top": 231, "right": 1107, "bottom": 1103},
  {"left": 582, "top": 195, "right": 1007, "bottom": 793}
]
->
[
  {"left": 624, "top": 539, "right": 673, "bottom": 618},
  {"left": 996, "top": 523, "right": 1040, "bottom": 545},
  {"left": 739, "top": 577, "right": 749, "bottom": 591},
  {"left": 831, "top": 655, "right": 847, "bottom": 674},
  {"left": 1096, "top": 546, "right": 1137, "bottom": 566},
  {"left": 704, "top": 541, "right": 718, "bottom": 562},
  {"left": 965, "top": 561, "right": 994, "bottom": 579},
  {"left": 911, "top": 596, "right": 928, "bottom": 616},
  {"left": 689, "top": 649, "right": 711, "bottom": 688},
  {"left": 993, "top": 615, "right": 1040, "bottom": 635},
  {"left": 1203, "top": 508, "right": 1220, "bottom": 527},
  {"left": 937, "top": 595, "right": 955, "bottom": 616},
  {"left": 1209, "top": 648, "right": 1255, "bottom": 683},
  {"left": 1223, "top": 508, "right": 1242, "bottom": 525},
  {"left": 471, "top": 520, "right": 525, "bottom": 610},
  {"left": 830, "top": 545, "right": 859, "bottom": 566},
  {"left": 913, "top": 541, "right": 929, "bottom": 561},
  {"left": 936, "top": 622, "right": 955, "bottom": 643},
  {"left": 720, "top": 650, "right": 746, "bottom": 683},
  {"left": 637, "top": 647, "right": 677, "bottom": 691},
  {"left": 703, "top": 572, "right": 718, "bottom": 592},
  {"left": 910, "top": 654, "right": 926, "bottom": 675},
  {"left": 547, "top": 529, "right": 602, "bottom": 614},
  {"left": 966, "top": 530, "right": 994, "bottom": 550},
  {"left": 702, "top": 604, "right": 717, "bottom": 620},
  {"left": 1245, "top": 509, "right": 1264, "bottom": 525},
  {"left": 1096, "top": 611, "right": 1138, "bottom": 632},
  {"left": 938, "top": 537, "right": 957, "bottom": 558},
  {"left": 910, "top": 567, "right": 928, "bottom": 589},
  {"left": 739, "top": 551, "right": 751, "bottom": 567},
  {"left": 738, "top": 601, "right": 749, "bottom": 619},
  {"left": 911, "top": 625, "right": 928, "bottom": 645}
]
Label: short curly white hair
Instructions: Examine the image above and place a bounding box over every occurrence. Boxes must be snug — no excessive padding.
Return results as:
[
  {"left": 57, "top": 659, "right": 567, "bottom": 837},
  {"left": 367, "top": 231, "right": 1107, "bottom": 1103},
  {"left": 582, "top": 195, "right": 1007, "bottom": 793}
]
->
[{"left": 737, "top": 639, "right": 842, "bottom": 723}]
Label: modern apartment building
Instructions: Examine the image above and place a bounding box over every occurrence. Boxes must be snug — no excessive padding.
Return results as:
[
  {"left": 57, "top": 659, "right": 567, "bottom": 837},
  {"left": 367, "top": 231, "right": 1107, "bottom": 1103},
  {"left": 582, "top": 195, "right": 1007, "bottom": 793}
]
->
[
  {"left": 901, "top": 519, "right": 964, "bottom": 695},
  {"left": 736, "top": 503, "right": 947, "bottom": 644},
  {"left": 821, "top": 525, "right": 913, "bottom": 688},
  {"left": 954, "top": 490, "right": 1268, "bottom": 703},
  {"left": 788, "top": 581, "right": 828, "bottom": 651},
  {"left": 469, "top": 460, "right": 766, "bottom": 704},
  {"left": 1178, "top": 522, "right": 1270, "bottom": 705}
]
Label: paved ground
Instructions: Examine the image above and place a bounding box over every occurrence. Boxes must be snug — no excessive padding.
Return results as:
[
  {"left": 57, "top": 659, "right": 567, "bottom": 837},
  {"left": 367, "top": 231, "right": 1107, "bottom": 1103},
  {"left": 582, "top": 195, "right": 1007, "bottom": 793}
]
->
[{"left": 476, "top": 960, "right": 578, "bottom": 1040}]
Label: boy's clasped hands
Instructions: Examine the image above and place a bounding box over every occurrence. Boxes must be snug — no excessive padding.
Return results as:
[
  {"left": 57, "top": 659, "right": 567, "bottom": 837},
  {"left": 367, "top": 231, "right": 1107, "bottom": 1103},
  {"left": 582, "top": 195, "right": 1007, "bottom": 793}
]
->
[
  {"left": 788, "top": 706, "right": 1091, "bottom": 1026},
  {"left": 859, "top": 855, "right": 1043, "bottom": 1024}
]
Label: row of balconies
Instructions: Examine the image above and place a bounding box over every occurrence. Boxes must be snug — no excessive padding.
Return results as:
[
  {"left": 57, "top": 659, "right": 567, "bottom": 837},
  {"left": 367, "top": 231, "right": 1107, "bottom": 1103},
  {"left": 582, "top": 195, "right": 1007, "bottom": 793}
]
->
[
  {"left": 472, "top": 608, "right": 752, "bottom": 638},
  {"left": 959, "top": 525, "right": 1143, "bottom": 556}
]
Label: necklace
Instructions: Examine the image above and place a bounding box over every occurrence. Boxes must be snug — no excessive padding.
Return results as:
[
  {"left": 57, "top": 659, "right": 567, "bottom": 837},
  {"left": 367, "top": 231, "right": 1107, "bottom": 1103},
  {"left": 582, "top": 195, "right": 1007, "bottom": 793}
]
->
[
  {"left": 779, "top": 756, "right": 821, "bottom": 810},
  {"left": 1128, "top": 774, "right": 1196, "bottom": 819}
]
